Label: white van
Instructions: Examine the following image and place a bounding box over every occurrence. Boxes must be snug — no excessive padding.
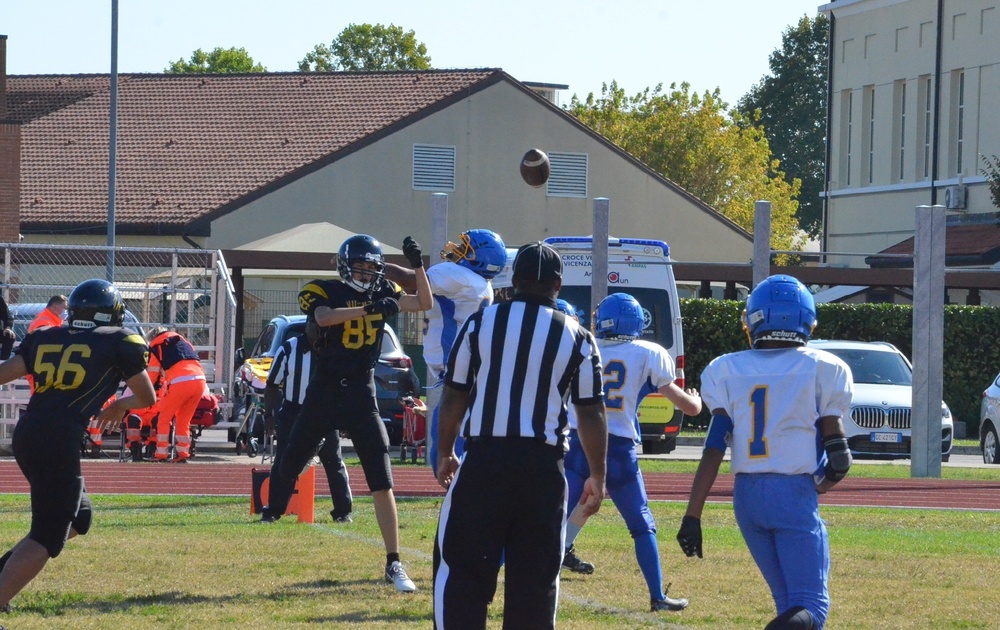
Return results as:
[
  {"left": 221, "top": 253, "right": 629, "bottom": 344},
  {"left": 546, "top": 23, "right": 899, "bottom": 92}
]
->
[{"left": 494, "top": 236, "right": 687, "bottom": 454}]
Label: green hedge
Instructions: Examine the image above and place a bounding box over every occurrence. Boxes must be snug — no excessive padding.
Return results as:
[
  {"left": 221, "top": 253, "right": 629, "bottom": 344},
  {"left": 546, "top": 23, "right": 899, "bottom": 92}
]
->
[{"left": 679, "top": 299, "right": 1000, "bottom": 436}]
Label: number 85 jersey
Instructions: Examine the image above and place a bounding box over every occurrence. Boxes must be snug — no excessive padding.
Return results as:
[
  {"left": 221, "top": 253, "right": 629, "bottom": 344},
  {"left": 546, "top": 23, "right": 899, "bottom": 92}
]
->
[
  {"left": 298, "top": 278, "right": 405, "bottom": 370},
  {"left": 701, "top": 346, "right": 853, "bottom": 475}
]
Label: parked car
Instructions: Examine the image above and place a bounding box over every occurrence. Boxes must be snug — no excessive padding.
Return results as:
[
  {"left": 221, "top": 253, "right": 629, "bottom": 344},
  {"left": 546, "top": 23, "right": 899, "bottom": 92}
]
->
[
  {"left": 234, "top": 315, "right": 420, "bottom": 446},
  {"left": 979, "top": 372, "right": 1000, "bottom": 464},
  {"left": 8, "top": 302, "right": 144, "bottom": 338},
  {"left": 807, "top": 340, "right": 954, "bottom": 461}
]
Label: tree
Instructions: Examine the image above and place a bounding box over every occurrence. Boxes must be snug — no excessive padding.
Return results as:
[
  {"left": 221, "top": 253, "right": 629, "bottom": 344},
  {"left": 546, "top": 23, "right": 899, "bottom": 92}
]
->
[
  {"left": 738, "top": 15, "right": 829, "bottom": 238},
  {"left": 568, "top": 81, "right": 802, "bottom": 255},
  {"left": 165, "top": 47, "right": 266, "bottom": 73},
  {"left": 298, "top": 23, "right": 431, "bottom": 72}
]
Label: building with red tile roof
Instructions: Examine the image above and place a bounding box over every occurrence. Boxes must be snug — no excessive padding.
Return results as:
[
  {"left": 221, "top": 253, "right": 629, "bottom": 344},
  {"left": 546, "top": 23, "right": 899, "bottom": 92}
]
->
[{"left": 1, "top": 35, "right": 753, "bottom": 265}]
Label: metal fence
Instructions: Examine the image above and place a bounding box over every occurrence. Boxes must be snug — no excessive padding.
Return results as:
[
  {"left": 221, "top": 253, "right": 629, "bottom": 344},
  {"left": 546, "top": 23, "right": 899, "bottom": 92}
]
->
[{"left": 1, "top": 244, "right": 237, "bottom": 447}]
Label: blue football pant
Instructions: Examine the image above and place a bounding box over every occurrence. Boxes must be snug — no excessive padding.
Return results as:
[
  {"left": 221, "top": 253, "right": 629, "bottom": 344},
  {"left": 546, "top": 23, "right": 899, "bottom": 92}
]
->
[
  {"left": 565, "top": 431, "right": 664, "bottom": 600},
  {"left": 734, "top": 473, "right": 830, "bottom": 629},
  {"left": 427, "top": 403, "right": 464, "bottom": 476}
]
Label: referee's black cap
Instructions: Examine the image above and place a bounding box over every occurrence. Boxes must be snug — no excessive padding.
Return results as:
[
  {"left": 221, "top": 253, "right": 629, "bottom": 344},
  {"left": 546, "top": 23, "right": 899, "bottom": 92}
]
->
[{"left": 513, "top": 242, "right": 562, "bottom": 283}]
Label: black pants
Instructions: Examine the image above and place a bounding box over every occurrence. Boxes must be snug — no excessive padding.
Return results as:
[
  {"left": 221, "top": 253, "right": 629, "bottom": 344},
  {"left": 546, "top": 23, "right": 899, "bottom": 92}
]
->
[
  {"left": 12, "top": 414, "right": 91, "bottom": 558},
  {"left": 433, "top": 438, "right": 566, "bottom": 630},
  {"left": 272, "top": 401, "right": 352, "bottom": 518},
  {"left": 264, "top": 370, "right": 391, "bottom": 518}
]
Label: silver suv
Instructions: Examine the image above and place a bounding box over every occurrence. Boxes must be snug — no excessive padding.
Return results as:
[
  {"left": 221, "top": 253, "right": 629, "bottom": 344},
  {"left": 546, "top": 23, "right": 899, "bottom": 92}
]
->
[{"left": 808, "top": 340, "right": 954, "bottom": 461}]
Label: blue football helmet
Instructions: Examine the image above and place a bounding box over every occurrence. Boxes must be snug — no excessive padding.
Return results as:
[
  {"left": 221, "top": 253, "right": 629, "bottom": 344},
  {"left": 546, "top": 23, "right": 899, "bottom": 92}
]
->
[
  {"left": 742, "top": 274, "right": 816, "bottom": 348},
  {"left": 337, "top": 234, "right": 385, "bottom": 294},
  {"left": 594, "top": 293, "right": 644, "bottom": 339},
  {"left": 441, "top": 229, "right": 507, "bottom": 279},
  {"left": 555, "top": 299, "right": 582, "bottom": 322}
]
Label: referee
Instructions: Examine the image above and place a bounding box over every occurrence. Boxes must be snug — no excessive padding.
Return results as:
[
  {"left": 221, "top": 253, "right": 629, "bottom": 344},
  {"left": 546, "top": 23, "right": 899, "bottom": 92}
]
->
[
  {"left": 433, "top": 242, "right": 608, "bottom": 629},
  {"left": 264, "top": 333, "right": 353, "bottom": 522}
]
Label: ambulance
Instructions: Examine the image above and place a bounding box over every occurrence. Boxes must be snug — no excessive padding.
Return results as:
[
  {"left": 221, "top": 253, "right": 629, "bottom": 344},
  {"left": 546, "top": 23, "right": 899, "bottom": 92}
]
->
[{"left": 494, "top": 236, "right": 686, "bottom": 454}]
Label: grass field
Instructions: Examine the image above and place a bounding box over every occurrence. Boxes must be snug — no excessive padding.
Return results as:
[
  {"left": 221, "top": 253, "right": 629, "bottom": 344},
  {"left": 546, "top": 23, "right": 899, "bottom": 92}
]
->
[{"left": 0, "top": 486, "right": 998, "bottom": 629}]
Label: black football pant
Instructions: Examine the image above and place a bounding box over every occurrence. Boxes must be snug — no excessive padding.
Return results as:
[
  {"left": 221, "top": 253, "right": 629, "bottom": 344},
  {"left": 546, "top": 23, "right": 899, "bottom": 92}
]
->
[
  {"left": 433, "top": 438, "right": 566, "bottom": 630},
  {"left": 264, "top": 371, "right": 390, "bottom": 519},
  {"left": 272, "top": 401, "right": 352, "bottom": 518}
]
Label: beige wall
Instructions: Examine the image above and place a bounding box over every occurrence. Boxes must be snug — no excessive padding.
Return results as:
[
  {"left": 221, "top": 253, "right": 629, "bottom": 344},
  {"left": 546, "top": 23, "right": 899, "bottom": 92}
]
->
[
  {"left": 206, "top": 81, "right": 752, "bottom": 264},
  {"left": 824, "top": 0, "right": 1000, "bottom": 260}
]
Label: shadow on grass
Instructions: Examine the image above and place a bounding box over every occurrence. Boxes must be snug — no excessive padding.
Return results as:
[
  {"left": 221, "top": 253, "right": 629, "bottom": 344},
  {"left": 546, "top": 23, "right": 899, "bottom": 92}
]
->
[{"left": 14, "top": 578, "right": 428, "bottom": 622}]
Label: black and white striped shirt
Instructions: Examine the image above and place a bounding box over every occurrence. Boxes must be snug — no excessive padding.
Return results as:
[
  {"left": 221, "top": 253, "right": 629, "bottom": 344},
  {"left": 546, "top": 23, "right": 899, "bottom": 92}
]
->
[
  {"left": 444, "top": 294, "right": 604, "bottom": 449},
  {"left": 266, "top": 334, "right": 311, "bottom": 405}
]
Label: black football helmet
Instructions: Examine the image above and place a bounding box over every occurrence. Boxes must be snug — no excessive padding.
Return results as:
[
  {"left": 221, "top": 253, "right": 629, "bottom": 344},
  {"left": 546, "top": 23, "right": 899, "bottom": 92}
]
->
[
  {"left": 68, "top": 279, "right": 125, "bottom": 329},
  {"left": 337, "top": 234, "right": 386, "bottom": 294}
]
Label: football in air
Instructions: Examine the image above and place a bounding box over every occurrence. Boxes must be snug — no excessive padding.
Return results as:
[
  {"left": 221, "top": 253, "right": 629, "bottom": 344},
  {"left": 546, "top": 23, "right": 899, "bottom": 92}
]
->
[{"left": 520, "top": 148, "right": 550, "bottom": 188}]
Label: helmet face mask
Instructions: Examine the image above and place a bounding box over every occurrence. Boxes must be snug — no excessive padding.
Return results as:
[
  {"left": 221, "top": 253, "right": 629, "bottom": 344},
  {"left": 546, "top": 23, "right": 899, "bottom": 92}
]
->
[
  {"left": 68, "top": 279, "right": 125, "bottom": 329},
  {"left": 441, "top": 229, "right": 506, "bottom": 279},
  {"left": 594, "top": 293, "right": 644, "bottom": 340},
  {"left": 742, "top": 275, "right": 816, "bottom": 348},
  {"left": 338, "top": 235, "right": 385, "bottom": 294}
]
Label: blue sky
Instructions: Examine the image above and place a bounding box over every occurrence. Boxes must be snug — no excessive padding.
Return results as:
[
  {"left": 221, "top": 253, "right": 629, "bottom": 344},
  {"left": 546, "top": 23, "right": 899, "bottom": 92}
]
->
[{"left": 2, "top": 0, "right": 822, "bottom": 107}]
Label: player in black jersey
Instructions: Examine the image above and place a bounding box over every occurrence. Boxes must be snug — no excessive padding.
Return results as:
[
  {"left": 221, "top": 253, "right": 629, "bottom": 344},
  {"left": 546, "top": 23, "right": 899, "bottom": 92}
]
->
[
  {"left": 260, "top": 234, "right": 432, "bottom": 593},
  {"left": 0, "top": 279, "right": 156, "bottom": 613}
]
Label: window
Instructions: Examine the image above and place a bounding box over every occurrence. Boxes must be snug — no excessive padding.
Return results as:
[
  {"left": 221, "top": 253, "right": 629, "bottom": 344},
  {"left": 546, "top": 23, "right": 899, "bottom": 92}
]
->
[
  {"left": 955, "top": 71, "right": 966, "bottom": 175},
  {"left": 917, "top": 75, "right": 932, "bottom": 179},
  {"left": 893, "top": 80, "right": 907, "bottom": 182},
  {"left": 412, "top": 144, "right": 456, "bottom": 191},
  {"left": 546, "top": 152, "right": 588, "bottom": 198},
  {"left": 839, "top": 90, "right": 854, "bottom": 187},
  {"left": 861, "top": 85, "right": 875, "bottom": 185}
]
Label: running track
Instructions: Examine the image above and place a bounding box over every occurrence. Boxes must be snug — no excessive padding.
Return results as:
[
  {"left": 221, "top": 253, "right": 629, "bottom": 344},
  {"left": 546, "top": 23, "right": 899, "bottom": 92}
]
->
[{"left": 1, "top": 460, "right": 998, "bottom": 511}]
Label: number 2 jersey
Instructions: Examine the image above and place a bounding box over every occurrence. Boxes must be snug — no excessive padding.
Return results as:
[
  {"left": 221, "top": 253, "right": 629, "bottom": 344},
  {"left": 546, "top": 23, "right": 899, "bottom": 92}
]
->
[
  {"left": 596, "top": 338, "right": 677, "bottom": 443},
  {"left": 15, "top": 325, "right": 149, "bottom": 427},
  {"left": 701, "top": 346, "right": 853, "bottom": 476},
  {"left": 298, "top": 278, "right": 405, "bottom": 373}
]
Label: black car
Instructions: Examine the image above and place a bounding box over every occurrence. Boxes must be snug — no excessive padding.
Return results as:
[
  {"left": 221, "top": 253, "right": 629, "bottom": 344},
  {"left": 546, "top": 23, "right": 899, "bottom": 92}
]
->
[{"left": 234, "top": 315, "right": 421, "bottom": 445}]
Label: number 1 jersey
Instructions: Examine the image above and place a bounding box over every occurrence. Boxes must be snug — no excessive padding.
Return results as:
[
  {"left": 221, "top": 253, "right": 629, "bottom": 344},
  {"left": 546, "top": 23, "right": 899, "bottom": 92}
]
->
[{"left": 701, "top": 346, "right": 853, "bottom": 475}]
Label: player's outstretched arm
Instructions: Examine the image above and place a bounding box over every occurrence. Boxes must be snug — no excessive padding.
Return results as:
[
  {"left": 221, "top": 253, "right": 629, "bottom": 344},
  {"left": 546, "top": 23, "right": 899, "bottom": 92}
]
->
[
  {"left": 0, "top": 354, "right": 27, "bottom": 385},
  {"left": 97, "top": 370, "right": 156, "bottom": 433},
  {"left": 660, "top": 383, "right": 703, "bottom": 417},
  {"left": 397, "top": 237, "right": 433, "bottom": 312},
  {"left": 384, "top": 262, "right": 417, "bottom": 293}
]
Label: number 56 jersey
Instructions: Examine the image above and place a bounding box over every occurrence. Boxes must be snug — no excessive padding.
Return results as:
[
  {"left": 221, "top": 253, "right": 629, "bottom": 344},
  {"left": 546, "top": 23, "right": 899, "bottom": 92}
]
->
[
  {"left": 16, "top": 325, "right": 149, "bottom": 426},
  {"left": 701, "top": 346, "right": 853, "bottom": 475}
]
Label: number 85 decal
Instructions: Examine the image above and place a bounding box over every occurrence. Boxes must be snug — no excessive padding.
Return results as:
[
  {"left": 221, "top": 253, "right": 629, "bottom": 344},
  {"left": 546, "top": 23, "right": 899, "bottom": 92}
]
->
[{"left": 33, "top": 344, "right": 91, "bottom": 393}]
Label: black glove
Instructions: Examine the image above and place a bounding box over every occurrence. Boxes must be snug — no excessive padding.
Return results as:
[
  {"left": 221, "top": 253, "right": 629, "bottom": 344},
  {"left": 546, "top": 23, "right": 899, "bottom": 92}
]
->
[
  {"left": 403, "top": 236, "right": 424, "bottom": 269},
  {"left": 677, "top": 515, "right": 703, "bottom": 558},
  {"left": 364, "top": 297, "right": 400, "bottom": 318}
]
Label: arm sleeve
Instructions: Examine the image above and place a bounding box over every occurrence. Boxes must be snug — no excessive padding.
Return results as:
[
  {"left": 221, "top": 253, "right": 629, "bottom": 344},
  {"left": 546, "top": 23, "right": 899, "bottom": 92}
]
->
[
  {"left": 704, "top": 413, "right": 733, "bottom": 453},
  {"left": 444, "top": 314, "right": 477, "bottom": 391},
  {"left": 650, "top": 344, "right": 677, "bottom": 389},
  {"left": 571, "top": 333, "right": 604, "bottom": 404},
  {"left": 117, "top": 331, "right": 151, "bottom": 379},
  {"left": 817, "top": 358, "right": 854, "bottom": 419},
  {"left": 267, "top": 343, "right": 290, "bottom": 388},
  {"left": 298, "top": 281, "right": 328, "bottom": 317}
]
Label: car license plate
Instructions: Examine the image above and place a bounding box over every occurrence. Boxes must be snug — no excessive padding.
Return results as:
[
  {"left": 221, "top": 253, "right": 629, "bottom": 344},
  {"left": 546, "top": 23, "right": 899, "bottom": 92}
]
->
[{"left": 871, "top": 432, "right": 902, "bottom": 443}]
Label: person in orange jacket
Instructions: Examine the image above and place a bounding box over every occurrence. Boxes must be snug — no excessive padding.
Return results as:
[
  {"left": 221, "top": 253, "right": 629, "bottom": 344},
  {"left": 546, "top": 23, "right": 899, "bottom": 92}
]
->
[
  {"left": 25, "top": 295, "right": 68, "bottom": 394},
  {"left": 27, "top": 295, "right": 68, "bottom": 333},
  {"left": 146, "top": 327, "right": 207, "bottom": 462}
]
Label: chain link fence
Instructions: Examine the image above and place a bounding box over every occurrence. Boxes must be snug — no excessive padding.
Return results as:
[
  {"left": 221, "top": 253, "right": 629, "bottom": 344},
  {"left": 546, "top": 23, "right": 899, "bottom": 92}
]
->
[{"left": 1, "top": 244, "right": 237, "bottom": 448}]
